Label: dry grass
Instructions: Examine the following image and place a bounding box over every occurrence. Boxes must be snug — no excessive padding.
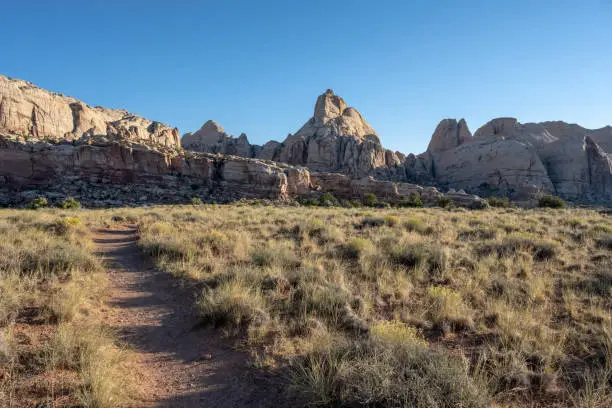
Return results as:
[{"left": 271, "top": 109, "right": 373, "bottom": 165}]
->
[
  {"left": 4, "top": 203, "right": 612, "bottom": 407},
  {"left": 0, "top": 209, "right": 133, "bottom": 407},
  {"left": 114, "top": 203, "right": 611, "bottom": 407}
]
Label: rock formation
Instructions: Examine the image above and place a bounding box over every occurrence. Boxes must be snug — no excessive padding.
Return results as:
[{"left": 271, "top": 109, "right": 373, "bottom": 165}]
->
[
  {"left": 401, "top": 116, "right": 612, "bottom": 203},
  {"left": 182, "top": 120, "right": 258, "bottom": 158},
  {"left": 0, "top": 75, "right": 180, "bottom": 148},
  {"left": 181, "top": 89, "right": 401, "bottom": 177},
  {"left": 2, "top": 74, "right": 611, "bottom": 206},
  {"left": 0, "top": 75, "right": 487, "bottom": 209},
  {"left": 427, "top": 119, "right": 473, "bottom": 152}
]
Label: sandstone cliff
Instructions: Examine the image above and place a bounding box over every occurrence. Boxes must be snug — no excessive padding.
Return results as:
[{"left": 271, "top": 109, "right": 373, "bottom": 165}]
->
[{"left": 0, "top": 75, "right": 180, "bottom": 148}]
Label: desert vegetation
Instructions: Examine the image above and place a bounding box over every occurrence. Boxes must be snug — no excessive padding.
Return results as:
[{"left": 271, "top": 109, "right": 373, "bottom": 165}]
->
[
  {"left": 1, "top": 203, "right": 611, "bottom": 407},
  {"left": 117, "top": 203, "right": 610, "bottom": 407},
  {"left": 0, "top": 210, "right": 132, "bottom": 407}
]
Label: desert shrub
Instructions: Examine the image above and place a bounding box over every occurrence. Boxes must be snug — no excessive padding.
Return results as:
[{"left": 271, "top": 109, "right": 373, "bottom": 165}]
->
[
  {"left": 458, "top": 226, "right": 497, "bottom": 241},
  {"left": 538, "top": 194, "right": 566, "bottom": 208},
  {"left": 374, "top": 201, "right": 391, "bottom": 208},
  {"left": 292, "top": 333, "right": 486, "bottom": 407},
  {"left": 300, "top": 198, "right": 320, "bottom": 207},
  {"left": 437, "top": 196, "right": 452, "bottom": 208},
  {"left": 399, "top": 193, "right": 423, "bottom": 208},
  {"left": 425, "top": 286, "right": 471, "bottom": 325},
  {"left": 340, "top": 238, "right": 373, "bottom": 260},
  {"left": 363, "top": 193, "right": 377, "bottom": 207},
  {"left": 29, "top": 196, "right": 48, "bottom": 210},
  {"left": 487, "top": 197, "right": 511, "bottom": 208},
  {"left": 480, "top": 233, "right": 560, "bottom": 261},
  {"left": 190, "top": 197, "right": 203, "bottom": 205},
  {"left": 319, "top": 192, "right": 339, "bottom": 207},
  {"left": 404, "top": 217, "right": 429, "bottom": 234},
  {"left": 60, "top": 196, "right": 82, "bottom": 209},
  {"left": 360, "top": 216, "right": 385, "bottom": 228},
  {"left": 384, "top": 215, "right": 400, "bottom": 227},
  {"left": 595, "top": 233, "right": 612, "bottom": 250},
  {"left": 198, "top": 276, "right": 268, "bottom": 333},
  {"left": 51, "top": 216, "right": 83, "bottom": 235},
  {"left": 389, "top": 243, "right": 429, "bottom": 270}
]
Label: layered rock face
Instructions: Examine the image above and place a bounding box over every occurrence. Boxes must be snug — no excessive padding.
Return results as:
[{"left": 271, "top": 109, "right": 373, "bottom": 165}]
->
[
  {"left": 0, "top": 136, "right": 302, "bottom": 206},
  {"left": 0, "top": 75, "right": 180, "bottom": 148}
]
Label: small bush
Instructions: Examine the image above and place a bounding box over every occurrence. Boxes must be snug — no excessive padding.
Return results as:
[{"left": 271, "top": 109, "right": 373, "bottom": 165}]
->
[
  {"left": 341, "top": 238, "right": 373, "bottom": 259},
  {"left": 595, "top": 233, "right": 612, "bottom": 250},
  {"left": 538, "top": 195, "right": 566, "bottom": 208},
  {"left": 384, "top": 215, "right": 400, "bottom": 227},
  {"left": 404, "top": 217, "right": 428, "bottom": 234},
  {"left": 292, "top": 335, "right": 486, "bottom": 408},
  {"left": 60, "top": 196, "right": 82, "bottom": 209},
  {"left": 29, "top": 196, "right": 48, "bottom": 210},
  {"left": 487, "top": 197, "right": 511, "bottom": 208},
  {"left": 361, "top": 216, "right": 386, "bottom": 228},
  {"left": 399, "top": 193, "right": 423, "bottom": 208},
  {"left": 437, "top": 197, "right": 452, "bottom": 208},
  {"left": 363, "top": 193, "right": 377, "bottom": 207},
  {"left": 198, "top": 277, "right": 268, "bottom": 333},
  {"left": 190, "top": 197, "right": 203, "bottom": 205},
  {"left": 319, "top": 192, "right": 339, "bottom": 207}
]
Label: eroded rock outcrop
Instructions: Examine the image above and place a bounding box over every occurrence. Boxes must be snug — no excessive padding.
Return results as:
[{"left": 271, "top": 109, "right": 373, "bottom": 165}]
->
[
  {"left": 182, "top": 120, "right": 258, "bottom": 158},
  {"left": 276, "top": 89, "right": 390, "bottom": 176},
  {"left": 427, "top": 119, "right": 472, "bottom": 153},
  {"left": 0, "top": 75, "right": 180, "bottom": 148}
]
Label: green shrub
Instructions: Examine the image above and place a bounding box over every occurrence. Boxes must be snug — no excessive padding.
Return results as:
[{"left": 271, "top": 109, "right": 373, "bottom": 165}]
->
[
  {"left": 319, "top": 192, "right": 339, "bottom": 207},
  {"left": 190, "top": 197, "right": 203, "bottom": 206},
  {"left": 399, "top": 193, "right": 423, "bottom": 208},
  {"left": 487, "top": 197, "right": 511, "bottom": 208},
  {"left": 437, "top": 197, "right": 452, "bottom": 208},
  {"left": 29, "top": 196, "right": 48, "bottom": 210},
  {"left": 363, "top": 193, "right": 377, "bottom": 207},
  {"left": 538, "top": 195, "right": 566, "bottom": 208},
  {"left": 60, "top": 196, "right": 82, "bottom": 209}
]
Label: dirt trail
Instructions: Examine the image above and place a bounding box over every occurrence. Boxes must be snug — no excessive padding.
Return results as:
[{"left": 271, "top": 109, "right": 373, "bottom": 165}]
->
[{"left": 93, "top": 226, "right": 289, "bottom": 407}]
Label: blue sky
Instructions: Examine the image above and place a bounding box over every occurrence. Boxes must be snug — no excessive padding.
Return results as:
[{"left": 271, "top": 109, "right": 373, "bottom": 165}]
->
[{"left": 2, "top": 1, "right": 611, "bottom": 154}]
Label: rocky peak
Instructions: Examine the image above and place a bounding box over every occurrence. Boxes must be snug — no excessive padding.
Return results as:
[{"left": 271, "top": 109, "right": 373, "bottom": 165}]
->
[
  {"left": 313, "top": 89, "right": 347, "bottom": 126},
  {"left": 427, "top": 118, "right": 473, "bottom": 152},
  {"left": 183, "top": 120, "right": 228, "bottom": 147}
]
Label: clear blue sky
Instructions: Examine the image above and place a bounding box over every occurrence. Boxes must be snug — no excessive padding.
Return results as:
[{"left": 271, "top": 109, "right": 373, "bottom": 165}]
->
[{"left": 2, "top": 1, "right": 611, "bottom": 154}]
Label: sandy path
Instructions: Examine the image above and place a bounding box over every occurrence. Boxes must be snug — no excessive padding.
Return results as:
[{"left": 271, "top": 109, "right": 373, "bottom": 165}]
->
[{"left": 93, "top": 226, "right": 290, "bottom": 407}]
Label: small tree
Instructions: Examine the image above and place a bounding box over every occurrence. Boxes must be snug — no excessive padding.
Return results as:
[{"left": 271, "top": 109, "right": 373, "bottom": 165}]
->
[
  {"left": 29, "top": 196, "right": 48, "bottom": 210},
  {"left": 60, "top": 196, "right": 81, "bottom": 209},
  {"left": 363, "top": 193, "right": 377, "bottom": 207},
  {"left": 538, "top": 195, "right": 566, "bottom": 209}
]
